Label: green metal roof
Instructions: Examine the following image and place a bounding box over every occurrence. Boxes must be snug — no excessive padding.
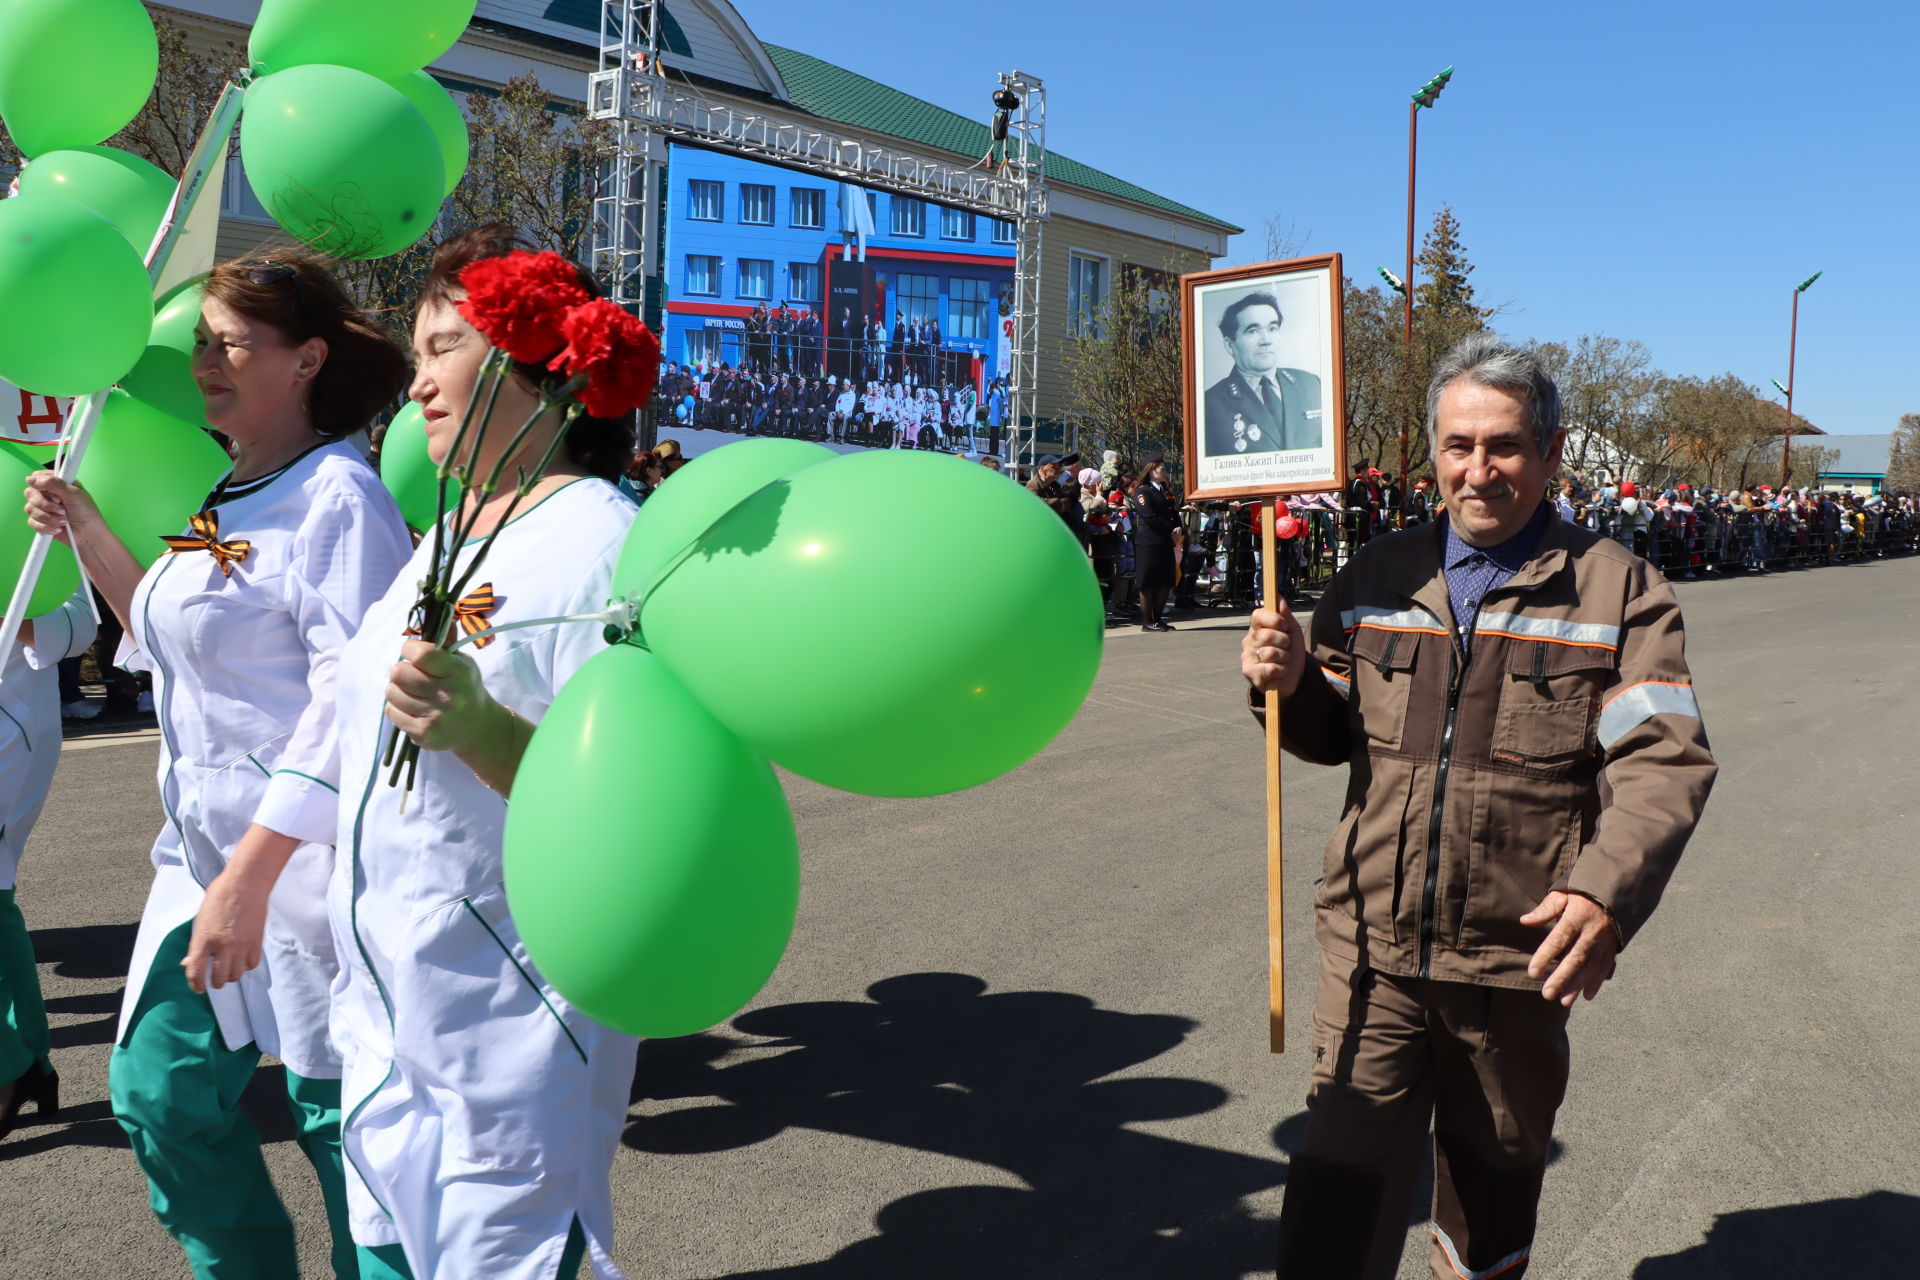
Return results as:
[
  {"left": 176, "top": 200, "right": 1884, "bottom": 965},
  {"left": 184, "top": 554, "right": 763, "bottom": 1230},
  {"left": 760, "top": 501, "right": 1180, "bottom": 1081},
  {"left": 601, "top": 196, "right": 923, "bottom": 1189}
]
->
[{"left": 761, "top": 43, "right": 1240, "bottom": 235}]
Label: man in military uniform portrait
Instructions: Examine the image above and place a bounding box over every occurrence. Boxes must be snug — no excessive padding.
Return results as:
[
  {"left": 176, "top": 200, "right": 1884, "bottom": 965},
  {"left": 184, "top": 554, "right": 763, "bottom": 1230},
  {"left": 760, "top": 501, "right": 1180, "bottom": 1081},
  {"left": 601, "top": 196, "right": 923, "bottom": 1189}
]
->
[{"left": 1202, "top": 289, "right": 1323, "bottom": 456}]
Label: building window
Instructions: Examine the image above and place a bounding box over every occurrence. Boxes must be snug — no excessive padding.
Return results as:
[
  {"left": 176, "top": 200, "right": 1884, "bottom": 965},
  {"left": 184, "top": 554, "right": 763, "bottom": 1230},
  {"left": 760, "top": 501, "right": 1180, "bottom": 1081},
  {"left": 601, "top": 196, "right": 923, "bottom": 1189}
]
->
[
  {"left": 890, "top": 197, "right": 925, "bottom": 237},
  {"left": 788, "top": 262, "right": 822, "bottom": 304},
  {"left": 740, "top": 183, "right": 774, "bottom": 225},
  {"left": 685, "top": 329, "right": 725, "bottom": 367},
  {"left": 688, "top": 180, "right": 723, "bottom": 222},
  {"left": 685, "top": 254, "right": 721, "bottom": 295},
  {"left": 897, "top": 273, "right": 940, "bottom": 329},
  {"left": 1068, "top": 252, "right": 1108, "bottom": 336},
  {"left": 939, "top": 205, "right": 975, "bottom": 241},
  {"left": 790, "top": 188, "right": 824, "bottom": 228},
  {"left": 738, "top": 258, "right": 773, "bottom": 299},
  {"left": 991, "top": 217, "right": 1017, "bottom": 244},
  {"left": 221, "top": 150, "right": 275, "bottom": 224},
  {"left": 950, "top": 278, "right": 994, "bottom": 340}
]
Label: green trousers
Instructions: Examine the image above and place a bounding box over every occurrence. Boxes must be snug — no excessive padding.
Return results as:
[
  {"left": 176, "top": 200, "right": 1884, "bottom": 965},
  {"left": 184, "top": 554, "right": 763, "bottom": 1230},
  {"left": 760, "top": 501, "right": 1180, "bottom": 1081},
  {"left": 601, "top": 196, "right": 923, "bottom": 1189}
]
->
[
  {"left": 0, "top": 887, "right": 52, "bottom": 1089},
  {"left": 109, "top": 921, "right": 356, "bottom": 1280}
]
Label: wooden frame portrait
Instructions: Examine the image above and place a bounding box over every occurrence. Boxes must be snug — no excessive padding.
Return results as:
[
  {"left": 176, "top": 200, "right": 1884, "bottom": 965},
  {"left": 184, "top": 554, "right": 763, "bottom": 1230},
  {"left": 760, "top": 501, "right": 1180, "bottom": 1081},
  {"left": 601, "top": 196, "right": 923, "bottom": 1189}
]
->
[{"left": 1180, "top": 253, "right": 1346, "bottom": 501}]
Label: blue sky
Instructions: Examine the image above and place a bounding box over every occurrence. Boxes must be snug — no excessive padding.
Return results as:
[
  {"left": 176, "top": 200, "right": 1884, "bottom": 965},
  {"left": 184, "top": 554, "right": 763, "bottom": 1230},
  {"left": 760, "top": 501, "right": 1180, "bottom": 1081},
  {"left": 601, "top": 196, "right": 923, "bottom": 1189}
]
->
[{"left": 748, "top": 1, "right": 1916, "bottom": 438}]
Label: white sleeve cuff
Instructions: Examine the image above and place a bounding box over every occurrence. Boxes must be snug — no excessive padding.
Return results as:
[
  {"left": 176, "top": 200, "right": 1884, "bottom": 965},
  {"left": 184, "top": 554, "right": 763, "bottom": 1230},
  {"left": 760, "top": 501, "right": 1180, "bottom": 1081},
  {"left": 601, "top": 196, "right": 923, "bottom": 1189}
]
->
[
  {"left": 254, "top": 769, "right": 341, "bottom": 846},
  {"left": 21, "top": 599, "right": 95, "bottom": 670},
  {"left": 115, "top": 629, "right": 153, "bottom": 676}
]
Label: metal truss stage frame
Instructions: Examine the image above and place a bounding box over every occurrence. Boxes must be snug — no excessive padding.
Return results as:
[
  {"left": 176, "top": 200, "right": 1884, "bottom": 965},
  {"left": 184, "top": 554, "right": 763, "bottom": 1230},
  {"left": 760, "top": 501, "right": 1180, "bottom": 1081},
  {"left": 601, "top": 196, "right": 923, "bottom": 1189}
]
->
[{"left": 587, "top": 0, "right": 1048, "bottom": 470}]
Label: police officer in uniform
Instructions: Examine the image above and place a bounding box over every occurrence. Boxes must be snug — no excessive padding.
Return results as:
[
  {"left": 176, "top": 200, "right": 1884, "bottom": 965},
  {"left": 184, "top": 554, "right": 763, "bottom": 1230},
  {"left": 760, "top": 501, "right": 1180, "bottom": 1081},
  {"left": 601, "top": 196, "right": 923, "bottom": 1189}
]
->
[{"left": 1203, "top": 289, "right": 1323, "bottom": 456}]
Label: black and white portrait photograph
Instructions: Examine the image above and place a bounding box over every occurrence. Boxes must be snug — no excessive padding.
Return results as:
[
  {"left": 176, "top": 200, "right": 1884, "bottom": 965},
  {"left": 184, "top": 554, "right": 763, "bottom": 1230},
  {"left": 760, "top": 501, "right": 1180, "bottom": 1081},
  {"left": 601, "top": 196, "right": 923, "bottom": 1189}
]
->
[{"left": 1182, "top": 254, "right": 1345, "bottom": 500}]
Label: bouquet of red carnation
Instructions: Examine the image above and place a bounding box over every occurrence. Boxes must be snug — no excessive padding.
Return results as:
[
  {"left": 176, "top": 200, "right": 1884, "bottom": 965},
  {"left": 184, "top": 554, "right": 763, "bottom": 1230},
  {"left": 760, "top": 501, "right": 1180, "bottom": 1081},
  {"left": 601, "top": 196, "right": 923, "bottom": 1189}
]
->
[{"left": 387, "top": 251, "right": 659, "bottom": 792}]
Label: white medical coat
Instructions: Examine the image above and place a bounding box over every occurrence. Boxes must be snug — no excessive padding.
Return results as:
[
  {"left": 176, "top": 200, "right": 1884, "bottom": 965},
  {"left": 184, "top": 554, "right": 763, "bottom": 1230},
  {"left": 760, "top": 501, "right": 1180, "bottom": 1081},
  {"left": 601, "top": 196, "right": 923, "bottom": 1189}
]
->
[
  {"left": 116, "top": 442, "right": 412, "bottom": 1080},
  {"left": 0, "top": 590, "right": 98, "bottom": 889},
  {"left": 329, "top": 478, "right": 640, "bottom": 1279}
]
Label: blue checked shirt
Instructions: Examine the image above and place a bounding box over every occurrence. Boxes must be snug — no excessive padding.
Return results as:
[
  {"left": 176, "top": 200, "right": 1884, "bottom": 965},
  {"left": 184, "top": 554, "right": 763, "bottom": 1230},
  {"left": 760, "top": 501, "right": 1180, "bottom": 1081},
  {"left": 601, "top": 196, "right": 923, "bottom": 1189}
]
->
[{"left": 1442, "top": 504, "right": 1551, "bottom": 656}]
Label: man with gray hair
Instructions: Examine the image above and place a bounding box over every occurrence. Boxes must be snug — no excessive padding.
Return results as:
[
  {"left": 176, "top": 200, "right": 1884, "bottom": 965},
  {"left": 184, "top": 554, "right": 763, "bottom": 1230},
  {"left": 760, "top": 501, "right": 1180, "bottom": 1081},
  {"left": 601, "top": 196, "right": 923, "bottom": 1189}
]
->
[{"left": 1239, "top": 332, "right": 1717, "bottom": 1277}]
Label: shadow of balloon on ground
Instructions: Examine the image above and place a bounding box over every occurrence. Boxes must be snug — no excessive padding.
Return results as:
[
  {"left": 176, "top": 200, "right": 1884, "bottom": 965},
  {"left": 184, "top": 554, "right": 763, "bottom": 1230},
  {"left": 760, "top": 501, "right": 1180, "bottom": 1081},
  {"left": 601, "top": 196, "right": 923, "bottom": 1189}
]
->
[{"left": 627, "top": 972, "right": 1291, "bottom": 1279}]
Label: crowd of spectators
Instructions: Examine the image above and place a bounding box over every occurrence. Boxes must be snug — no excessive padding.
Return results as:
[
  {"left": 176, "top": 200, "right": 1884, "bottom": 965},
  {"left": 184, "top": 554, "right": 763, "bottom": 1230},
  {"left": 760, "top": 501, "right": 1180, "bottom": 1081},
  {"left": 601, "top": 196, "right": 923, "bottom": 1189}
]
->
[
  {"left": 1022, "top": 449, "right": 1920, "bottom": 629},
  {"left": 649, "top": 359, "right": 1008, "bottom": 454}
]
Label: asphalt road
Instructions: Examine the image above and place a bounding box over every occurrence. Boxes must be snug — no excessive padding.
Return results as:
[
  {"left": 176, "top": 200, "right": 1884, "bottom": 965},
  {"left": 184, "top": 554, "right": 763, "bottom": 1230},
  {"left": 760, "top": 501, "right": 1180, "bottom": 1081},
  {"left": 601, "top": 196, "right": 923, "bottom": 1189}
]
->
[{"left": 3, "top": 555, "right": 1916, "bottom": 1279}]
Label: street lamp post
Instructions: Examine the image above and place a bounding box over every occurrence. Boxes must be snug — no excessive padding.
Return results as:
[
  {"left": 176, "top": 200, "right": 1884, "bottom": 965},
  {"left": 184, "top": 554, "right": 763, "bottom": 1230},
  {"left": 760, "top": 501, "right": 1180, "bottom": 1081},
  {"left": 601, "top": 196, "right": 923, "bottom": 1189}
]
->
[
  {"left": 1779, "top": 271, "right": 1821, "bottom": 489},
  {"left": 1400, "top": 66, "right": 1453, "bottom": 524}
]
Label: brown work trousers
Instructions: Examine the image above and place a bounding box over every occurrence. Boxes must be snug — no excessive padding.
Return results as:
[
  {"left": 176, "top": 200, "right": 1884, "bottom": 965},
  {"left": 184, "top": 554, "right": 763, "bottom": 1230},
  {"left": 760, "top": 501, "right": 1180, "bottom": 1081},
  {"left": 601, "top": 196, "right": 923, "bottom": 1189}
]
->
[{"left": 1276, "top": 951, "right": 1571, "bottom": 1279}]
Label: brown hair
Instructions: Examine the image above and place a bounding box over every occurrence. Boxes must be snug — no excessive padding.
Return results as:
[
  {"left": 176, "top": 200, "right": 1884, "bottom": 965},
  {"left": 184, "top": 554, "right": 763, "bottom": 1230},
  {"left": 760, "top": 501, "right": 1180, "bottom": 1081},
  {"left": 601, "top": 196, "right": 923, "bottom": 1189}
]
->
[
  {"left": 421, "top": 224, "right": 634, "bottom": 483},
  {"left": 626, "top": 450, "right": 663, "bottom": 482},
  {"left": 203, "top": 251, "right": 410, "bottom": 439}
]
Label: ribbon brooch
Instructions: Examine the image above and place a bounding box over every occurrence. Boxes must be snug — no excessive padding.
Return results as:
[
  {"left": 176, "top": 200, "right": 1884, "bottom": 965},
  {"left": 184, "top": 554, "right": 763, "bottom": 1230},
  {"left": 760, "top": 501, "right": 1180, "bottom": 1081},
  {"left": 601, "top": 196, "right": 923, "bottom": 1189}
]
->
[
  {"left": 159, "top": 510, "right": 252, "bottom": 578},
  {"left": 405, "top": 584, "right": 499, "bottom": 649}
]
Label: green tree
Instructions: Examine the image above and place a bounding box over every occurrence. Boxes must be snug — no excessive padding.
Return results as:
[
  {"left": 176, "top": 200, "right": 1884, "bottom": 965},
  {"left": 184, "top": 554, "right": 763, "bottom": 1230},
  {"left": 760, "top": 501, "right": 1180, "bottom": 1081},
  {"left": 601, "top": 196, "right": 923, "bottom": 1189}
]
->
[
  {"left": 108, "top": 13, "right": 241, "bottom": 179},
  {"left": 1062, "top": 262, "right": 1185, "bottom": 479},
  {"left": 1340, "top": 277, "right": 1404, "bottom": 479},
  {"left": 1885, "top": 413, "right": 1920, "bottom": 494},
  {"left": 1346, "top": 204, "right": 1494, "bottom": 483}
]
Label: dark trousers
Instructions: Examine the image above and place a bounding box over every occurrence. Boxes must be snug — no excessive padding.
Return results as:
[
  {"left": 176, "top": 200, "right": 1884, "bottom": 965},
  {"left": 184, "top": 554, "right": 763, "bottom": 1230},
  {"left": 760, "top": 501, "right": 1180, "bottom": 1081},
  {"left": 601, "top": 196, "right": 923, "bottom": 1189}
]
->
[{"left": 1277, "top": 951, "right": 1570, "bottom": 1280}]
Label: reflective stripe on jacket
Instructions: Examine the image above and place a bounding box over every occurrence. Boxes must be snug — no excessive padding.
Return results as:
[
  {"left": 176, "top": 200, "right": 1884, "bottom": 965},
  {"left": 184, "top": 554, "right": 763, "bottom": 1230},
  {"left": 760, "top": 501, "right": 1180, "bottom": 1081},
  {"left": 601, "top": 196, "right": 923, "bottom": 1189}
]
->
[{"left": 1263, "top": 510, "right": 1717, "bottom": 988}]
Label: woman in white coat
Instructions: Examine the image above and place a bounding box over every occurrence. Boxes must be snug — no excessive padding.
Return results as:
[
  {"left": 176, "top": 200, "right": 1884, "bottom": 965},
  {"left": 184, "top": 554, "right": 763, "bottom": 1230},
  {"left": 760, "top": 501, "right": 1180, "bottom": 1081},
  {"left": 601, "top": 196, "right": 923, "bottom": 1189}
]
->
[
  {"left": 0, "top": 587, "right": 97, "bottom": 1142},
  {"left": 327, "top": 225, "right": 641, "bottom": 1280},
  {"left": 25, "top": 255, "right": 413, "bottom": 1278}
]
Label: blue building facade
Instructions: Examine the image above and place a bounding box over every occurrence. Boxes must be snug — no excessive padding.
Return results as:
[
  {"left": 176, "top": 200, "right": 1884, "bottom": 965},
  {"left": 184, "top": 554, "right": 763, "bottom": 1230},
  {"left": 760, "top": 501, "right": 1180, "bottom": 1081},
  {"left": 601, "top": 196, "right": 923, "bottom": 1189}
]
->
[{"left": 663, "top": 145, "right": 1016, "bottom": 392}]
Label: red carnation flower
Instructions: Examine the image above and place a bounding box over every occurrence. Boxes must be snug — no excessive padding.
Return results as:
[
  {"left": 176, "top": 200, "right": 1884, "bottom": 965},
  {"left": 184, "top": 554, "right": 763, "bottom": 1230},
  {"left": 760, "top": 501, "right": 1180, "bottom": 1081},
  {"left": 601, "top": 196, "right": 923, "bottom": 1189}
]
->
[
  {"left": 455, "top": 251, "right": 594, "bottom": 364},
  {"left": 548, "top": 299, "right": 661, "bottom": 418}
]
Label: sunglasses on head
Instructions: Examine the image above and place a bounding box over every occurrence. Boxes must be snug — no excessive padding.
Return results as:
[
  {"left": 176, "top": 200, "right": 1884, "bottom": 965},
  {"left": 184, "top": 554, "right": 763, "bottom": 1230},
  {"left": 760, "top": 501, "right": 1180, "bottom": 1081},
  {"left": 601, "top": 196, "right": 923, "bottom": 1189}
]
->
[{"left": 246, "top": 261, "right": 315, "bottom": 330}]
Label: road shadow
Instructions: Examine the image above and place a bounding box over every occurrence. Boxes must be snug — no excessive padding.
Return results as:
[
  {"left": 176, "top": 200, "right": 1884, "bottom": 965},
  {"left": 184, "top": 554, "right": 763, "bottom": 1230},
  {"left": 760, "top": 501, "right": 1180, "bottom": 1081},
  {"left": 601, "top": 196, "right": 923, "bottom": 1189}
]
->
[
  {"left": 30, "top": 921, "right": 137, "bottom": 981},
  {"left": 1632, "top": 1191, "right": 1915, "bottom": 1278},
  {"left": 626, "top": 972, "right": 1289, "bottom": 1279}
]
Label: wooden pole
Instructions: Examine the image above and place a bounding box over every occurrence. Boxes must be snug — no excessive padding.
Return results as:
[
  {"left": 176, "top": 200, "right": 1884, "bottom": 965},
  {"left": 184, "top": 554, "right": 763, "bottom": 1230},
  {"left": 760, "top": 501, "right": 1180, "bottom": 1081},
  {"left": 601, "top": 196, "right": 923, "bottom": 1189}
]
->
[{"left": 1262, "top": 498, "right": 1285, "bottom": 1053}]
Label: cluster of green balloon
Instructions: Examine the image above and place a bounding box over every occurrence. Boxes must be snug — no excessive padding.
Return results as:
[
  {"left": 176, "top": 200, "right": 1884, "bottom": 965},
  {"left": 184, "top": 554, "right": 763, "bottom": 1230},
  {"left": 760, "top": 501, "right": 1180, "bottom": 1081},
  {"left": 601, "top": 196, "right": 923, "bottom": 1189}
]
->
[
  {"left": 625, "top": 446, "right": 1107, "bottom": 796},
  {"left": 119, "top": 280, "right": 210, "bottom": 428},
  {"left": 0, "top": 0, "right": 164, "bottom": 396},
  {"left": 0, "top": 443, "right": 80, "bottom": 618},
  {"left": 378, "top": 402, "right": 463, "bottom": 534},
  {"left": 0, "top": 0, "right": 157, "bottom": 159},
  {"left": 79, "top": 392, "right": 232, "bottom": 569},
  {"left": 502, "top": 644, "right": 800, "bottom": 1040},
  {"left": 506, "top": 442, "right": 1101, "bottom": 1037},
  {"left": 241, "top": 1, "right": 475, "bottom": 259}
]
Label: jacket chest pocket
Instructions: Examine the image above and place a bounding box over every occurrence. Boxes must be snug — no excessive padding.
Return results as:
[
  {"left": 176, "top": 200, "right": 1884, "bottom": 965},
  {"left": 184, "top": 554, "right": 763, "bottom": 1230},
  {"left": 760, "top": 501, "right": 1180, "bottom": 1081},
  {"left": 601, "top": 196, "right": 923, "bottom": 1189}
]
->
[
  {"left": 1490, "top": 641, "right": 1612, "bottom": 771},
  {"left": 1348, "top": 626, "right": 1422, "bottom": 751}
]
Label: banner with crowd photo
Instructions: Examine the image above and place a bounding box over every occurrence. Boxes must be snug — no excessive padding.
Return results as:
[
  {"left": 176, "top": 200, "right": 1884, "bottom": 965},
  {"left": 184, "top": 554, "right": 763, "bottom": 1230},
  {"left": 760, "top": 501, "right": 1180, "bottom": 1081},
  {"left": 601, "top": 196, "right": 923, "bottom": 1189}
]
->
[
  {"left": 1180, "top": 254, "right": 1347, "bottom": 501},
  {"left": 654, "top": 142, "right": 1017, "bottom": 460}
]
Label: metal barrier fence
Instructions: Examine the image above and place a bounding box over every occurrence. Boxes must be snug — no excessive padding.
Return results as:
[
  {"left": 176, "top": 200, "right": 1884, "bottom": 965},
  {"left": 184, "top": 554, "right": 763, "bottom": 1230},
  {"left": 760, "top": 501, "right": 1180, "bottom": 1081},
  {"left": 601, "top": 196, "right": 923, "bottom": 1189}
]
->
[{"left": 1116, "top": 504, "right": 1919, "bottom": 614}]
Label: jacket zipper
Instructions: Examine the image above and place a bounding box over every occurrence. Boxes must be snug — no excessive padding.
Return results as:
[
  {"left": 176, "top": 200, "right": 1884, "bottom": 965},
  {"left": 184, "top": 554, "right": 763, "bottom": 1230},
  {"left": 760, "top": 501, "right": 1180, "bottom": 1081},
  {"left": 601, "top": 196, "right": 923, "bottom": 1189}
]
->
[{"left": 1420, "top": 628, "right": 1468, "bottom": 978}]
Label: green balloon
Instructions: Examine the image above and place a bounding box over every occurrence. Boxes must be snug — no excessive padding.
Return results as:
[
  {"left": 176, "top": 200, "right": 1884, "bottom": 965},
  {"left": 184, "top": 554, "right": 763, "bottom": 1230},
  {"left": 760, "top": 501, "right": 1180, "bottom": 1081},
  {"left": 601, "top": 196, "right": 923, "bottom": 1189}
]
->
[
  {"left": 241, "top": 65, "right": 445, "bottom": 261},
  {"left": 613, "top": 439, "right": 836, "bottom": 605},
  {"left": 251, "top": 0, "right": 476, "bottom": 81},
  {"left": 642, "top": 450, "right": 1106, "bottom": 797},
  {"left": 378, "top": 401, "right": 460, "bottom": 534},
  {"left": 119, "top": 279, "right": 210, "bottom": 427},
  {"left": 0, "top": 196, "right": 154, "bottom": 396},
  {"left": 78, "top": 391, "right": 231, "bottom": 569},
  {"left": 16, "top": 145, "right": 175, "bottom": 249},
  {"left": 503, "top": 644, "right": 800, "bottom": 1039},
  {"left": 0, "top": 443, "right": 81, "bottom": 618},
  {"left": 0, "top": 0, "right": 157, "bottom": 158},
  {"left": 387, "top": 71, "right": 468, "bottom": 199}
]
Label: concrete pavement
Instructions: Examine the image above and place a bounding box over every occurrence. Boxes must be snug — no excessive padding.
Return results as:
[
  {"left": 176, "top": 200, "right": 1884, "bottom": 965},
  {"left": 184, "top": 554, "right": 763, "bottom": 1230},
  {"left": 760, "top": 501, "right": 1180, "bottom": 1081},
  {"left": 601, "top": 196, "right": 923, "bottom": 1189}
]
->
[{"left": 2, "top": 555, "right": 1916, "bottom": 1278}]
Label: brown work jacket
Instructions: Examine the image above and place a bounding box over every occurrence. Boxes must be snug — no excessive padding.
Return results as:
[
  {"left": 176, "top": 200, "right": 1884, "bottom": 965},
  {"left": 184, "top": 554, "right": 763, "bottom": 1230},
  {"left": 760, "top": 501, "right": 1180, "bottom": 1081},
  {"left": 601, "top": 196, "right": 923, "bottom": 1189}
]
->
[{"left": 1261, "top": 511, "right": 1717, "bottom": 988}]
